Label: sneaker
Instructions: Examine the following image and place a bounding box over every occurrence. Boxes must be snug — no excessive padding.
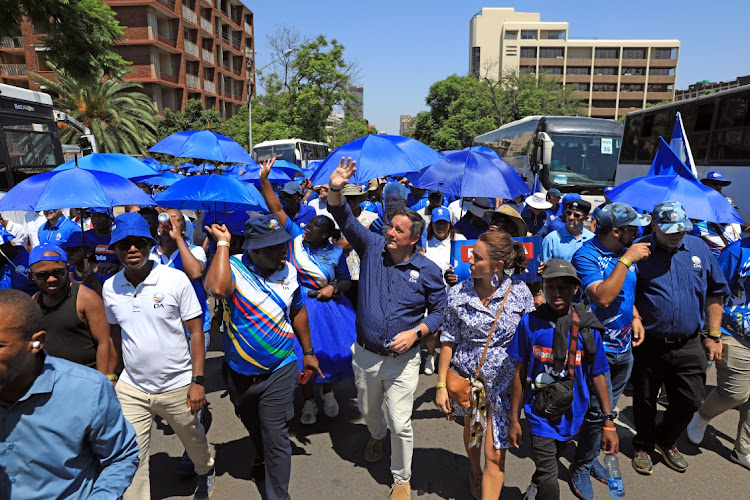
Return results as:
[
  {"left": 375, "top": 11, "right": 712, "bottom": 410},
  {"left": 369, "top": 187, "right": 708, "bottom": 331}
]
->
[
  {"left": 389, "top": 481, "right": 410, "bottom": 500},
  {"left": 632, "top": 450, "right": 653, "bottom": 475},
  {"left": 300, "top": 399, "right": 318, "bottom": 425},
  {"left": 193, "top": 467, "right": 215, "bottom": 499},
  {"left": 522, "top": 482, "right": 538, "bottom": 500},
  {"left": 590, "top": 459, "right": 608, "bottom": 484},
  {"left": 655, "top": 443, "right": 688, "bottom": 472},
  {"left": 686, "top": 411, "right": 710, "bottom": 445},
  {"left": 364, "top": 436, "right": 386, "bottom": 463},
  {"left": 731, "top": 449, "right": 750, "bottom": 470},
  {"left": 569, "top": 465, "right": 594, "bottom": 500},
  {"left": 177, "top": 451, "right": 195, "bottom": 476},
  {"left": 250, "top": 459, "right": 265, "bottom": 483},
  {"left": 424, "top": 354, "right": 435, "bottom": 375},
  {"left": 322, "top": 391, "right": 339, "bottom": 418}
]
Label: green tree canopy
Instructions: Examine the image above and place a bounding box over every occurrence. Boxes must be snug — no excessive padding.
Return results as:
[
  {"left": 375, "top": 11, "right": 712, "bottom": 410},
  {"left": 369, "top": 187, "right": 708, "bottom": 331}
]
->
[{"left": 1, "top": 0, "right": 126, "bottom": 83}]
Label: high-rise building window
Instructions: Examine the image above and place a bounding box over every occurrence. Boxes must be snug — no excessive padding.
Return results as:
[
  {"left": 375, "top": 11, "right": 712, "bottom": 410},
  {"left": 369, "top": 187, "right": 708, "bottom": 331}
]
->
[
  {"left": 593, "top": 83, "right": 616, "bottom": 92},
  {"left": 575, "top": 83, "right": 590, "bottom": 91},
  {"left": 471, "top": 46, "right": 480, "bottom": 76},
  {"left": 591, "top": 100, "right": 617, "bottom": 108},
  {"left": 621, "top": 67, "right": 645, "bottom": 76},
  {"left": 594, "top": 67, "right": 617, "bottom": 75},
  {"left": 649, "top": 67, "right": 675, "bottom": 76},
  {"left": 539, "top": 47, "right": 564, "bottom": 58},
  {"left": 595, "top": 48, "right": 619, "bottom": 59},
  {"left": 653, "top": 48, "right": 677, "bottom": 59},
  {"left": 566, "top": 67, "right": 590, "bottom": 75},
  {"left": 539, "top": 66, "right": 563, "bottom": 75},
  {"left": 619, "top": 100, "right": 644, "bottom": 108},
  {"left": 504, "top": 31, "right": 518, "bottom": 39},
  {"left": 520, "top": 47, "right": 537, "bottom": 58},
  {"left": 543, "top": 30, "right": 566, "bottom": 40},
  {"left": 621, "top": 84, "right": 644, "bottom": 92},
  {"left": 647, "top": 84, "right": 669, "bottom": 92},
  {"left": 622, "top": 48, "right": 646, "bottom": 59},
  {"left": 521, "top": 30, "right": 537, "bottom": 40},
  {"left": 520, "top": 66, "right": 536, "bottom": 74}
]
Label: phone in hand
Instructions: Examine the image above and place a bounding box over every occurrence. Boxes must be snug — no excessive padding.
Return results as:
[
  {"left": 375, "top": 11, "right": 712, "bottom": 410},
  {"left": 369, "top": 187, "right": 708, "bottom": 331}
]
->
[{"left": 298, "top": 368, "right": 314, "bottom": 384}]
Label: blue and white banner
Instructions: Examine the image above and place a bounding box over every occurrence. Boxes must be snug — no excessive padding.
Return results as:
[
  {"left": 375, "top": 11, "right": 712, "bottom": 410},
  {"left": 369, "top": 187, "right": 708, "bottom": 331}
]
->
[{"left": 450, "top": 236, "right": 543, "bottom": 284}]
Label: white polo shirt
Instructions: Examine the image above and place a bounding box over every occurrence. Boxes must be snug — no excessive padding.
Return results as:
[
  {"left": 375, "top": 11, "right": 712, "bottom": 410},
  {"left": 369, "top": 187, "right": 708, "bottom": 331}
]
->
[{"left": 103, "top": 262, "right": 203, "bottom": 393}]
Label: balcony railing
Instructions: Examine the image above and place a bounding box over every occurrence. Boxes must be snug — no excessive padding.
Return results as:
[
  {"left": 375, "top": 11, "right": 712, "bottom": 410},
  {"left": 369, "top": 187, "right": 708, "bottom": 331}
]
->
[
  {"left": 245, "top": 47, "right": 252, "bottom": 59},
  {"left": 204, "top": 79, "right": 216, "bottom": 94},
  {"left": 0, "top": 64, "right": 27, "bottom": 76},
  {"left": 232, "top": 66, "right": 241, "bottom": 76},
  {"left": 220, "top": 31, "right": 241, "bottom": 50},
  {"left": 159, "top": 72, "right": 178, "bottom": 83},
  {"left": 0, "top": 37, "right": 23, "bottom": 49},
  {"left": 184, "top": 40, "right": 199, "bottom": 57},
  {"left": 158, "top": 0, "right": 176, "bottom": 9},
  {"left": 182, "top": 5, "right": 198, "bottom": 24},
  {"left": 200, "top": 18, "right": 213, "bottom": 34},
  {"left": 244, "top": 22, "right": 252, "bottom": 35},
  {"left": 157, "top": 35, "right": 176, "bottom": 47},
  {"left": 222, "top": 90, "right": 232, "bottom": 99},
  {"left": 186, "top": 73, "right": 201, "bottom": 89},
  {"left": 202, "top": 48, "right": 213, "bottom": 64}
]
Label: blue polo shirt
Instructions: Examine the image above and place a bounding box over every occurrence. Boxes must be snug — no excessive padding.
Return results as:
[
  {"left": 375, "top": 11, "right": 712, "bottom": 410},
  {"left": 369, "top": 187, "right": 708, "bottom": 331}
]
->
[
  {"left": 38, "top": 215, "right": 81, "bottom": 246},
  {"left": 542, "top": 226, "right": 594, "bottom": 262},
  {"left": 573, "top": 238, "right": 636, "bottom": 353},
  {"left": 635, "top": 234, "right": 729, "bottom": 338},
  {"left": 717, "top": 238, "right": 750, "bottom": 343}
]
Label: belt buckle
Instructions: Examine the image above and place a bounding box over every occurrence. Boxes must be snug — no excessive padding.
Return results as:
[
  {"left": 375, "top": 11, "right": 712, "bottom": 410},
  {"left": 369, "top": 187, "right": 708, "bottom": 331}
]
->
[{"left": 663, "top": 337, "right": 681, "bottom": 344}]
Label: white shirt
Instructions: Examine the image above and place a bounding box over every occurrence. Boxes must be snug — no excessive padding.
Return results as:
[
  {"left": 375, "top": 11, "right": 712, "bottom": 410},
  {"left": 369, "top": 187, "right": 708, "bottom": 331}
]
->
[
  {"left": 2, "top": 219, "right": 28, "bottom": 247},
  {"left": 24, "top": 212, "right": 46, "bottom": 247},
  {"left": 448, "top": 199, "right": 468, "bottom": 223},
  {"left": 424, "top": 234, "right": 466, "bottom": 274},
  {"left": 103, "top": 263, "right": 203, "bottom": 393},
  {"left": 152, "top": 243, "right": 207, "bottom": 267}
]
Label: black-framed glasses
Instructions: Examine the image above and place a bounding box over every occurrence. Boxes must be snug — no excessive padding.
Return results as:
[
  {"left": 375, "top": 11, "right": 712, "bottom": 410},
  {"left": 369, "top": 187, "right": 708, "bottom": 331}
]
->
[
  {"left": 565, "top": 210, "right": 585, "bottom": 219},
  {"left": 114, "top": 238, "right": 151, "bottom": 252},
  {"left": 30, "top": 268, "right": 67, "bottom": 282}
]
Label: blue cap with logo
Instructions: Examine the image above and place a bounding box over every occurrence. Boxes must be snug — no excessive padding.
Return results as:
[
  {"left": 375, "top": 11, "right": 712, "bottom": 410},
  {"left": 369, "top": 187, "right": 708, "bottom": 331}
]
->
[
  {"left": 242, "top": 214, "right": 292, "bottom": 250},
  {"left": 597, "top": 202, "right": 651, "bottom": 228},
  {"left": 29, "top": 243, "right": 68, "bottom": 266},
  {"left": 652, "top": 201, "right": 693, "bottom": 234},
  {"left": 547, "top": 188, "right": 562, "bottom": 197},
  {"left": 281, "top": 181, "right": 303, "bottom": 195},
  {"left": 702, "top": 170, "right": 731, "bottom": 185},
  {"left": 108, "top": 212, "right": 157, "bottom": 250},
  {"left": 0, "top": 226, "right": 13, "bottom": 245},
  {"left": 431, "top": 206, "right": 451, "bottom": 223}
]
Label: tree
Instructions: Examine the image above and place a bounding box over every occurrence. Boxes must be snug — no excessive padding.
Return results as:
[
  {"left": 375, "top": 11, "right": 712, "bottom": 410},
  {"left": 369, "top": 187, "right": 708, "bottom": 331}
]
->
[
  {"left": 1, "top": 0, "right": 126, "bottom": 83},
  {"left": 156, "top": 99, "right": 222, "bottom": 140},
  {"left": 31, "top": 66, "right": 156, "bottom": 155}
]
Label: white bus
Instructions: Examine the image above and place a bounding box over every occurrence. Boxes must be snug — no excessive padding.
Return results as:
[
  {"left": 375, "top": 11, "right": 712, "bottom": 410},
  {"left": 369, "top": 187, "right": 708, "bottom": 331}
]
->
[
  {"left": 615, "top": 85, "right": 750, "bottom": 221},
  {"left": 473, "top": 116, "right": 623, "bottom": 205},
  {"left": 252, "top": 138, "right": 330, "bottom": 169}
]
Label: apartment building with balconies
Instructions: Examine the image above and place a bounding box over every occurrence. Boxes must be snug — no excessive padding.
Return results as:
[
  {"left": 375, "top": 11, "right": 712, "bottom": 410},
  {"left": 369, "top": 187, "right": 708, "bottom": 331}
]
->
[{"left": 469, "top": 7, "right": 679, "bottom": 119}]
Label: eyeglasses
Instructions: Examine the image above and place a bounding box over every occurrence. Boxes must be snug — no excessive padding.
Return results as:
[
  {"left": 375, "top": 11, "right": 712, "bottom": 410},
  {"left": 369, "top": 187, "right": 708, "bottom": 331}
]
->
[
  {"left": 31, "top": 268, "right": 67, "bottom": 282},
  {"left": 114, "top": 238, "right": 151, "bottom": 252},
  {"left": 564, "top": 210, "right": 585, "bottom": 219}
]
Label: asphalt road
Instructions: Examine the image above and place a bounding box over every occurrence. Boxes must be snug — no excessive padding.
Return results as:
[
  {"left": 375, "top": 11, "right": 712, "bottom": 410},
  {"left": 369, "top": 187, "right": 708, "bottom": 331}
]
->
[{"left": 149, "top": 334, "right": 750, "bottom": 499}]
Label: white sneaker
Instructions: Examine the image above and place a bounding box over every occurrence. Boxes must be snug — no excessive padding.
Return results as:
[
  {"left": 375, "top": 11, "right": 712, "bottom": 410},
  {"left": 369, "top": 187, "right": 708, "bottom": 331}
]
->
[
  {"left": 686, "top": 411, "right": 710, "bottom": 445},
  {"left": 322, "top": 391, "right": 339, "bottom": 418},
  {"left": 300, "top": 399, "right": 318, "bottom": 425},
  {"left": 522, "top": 482, "right": 538, "bottom": 500},
  {"left": 424, "top": 354, "right": 435, "bottom": 376},
  {"left": 731, "top": 450, "right": 750, "bottom": 470}
]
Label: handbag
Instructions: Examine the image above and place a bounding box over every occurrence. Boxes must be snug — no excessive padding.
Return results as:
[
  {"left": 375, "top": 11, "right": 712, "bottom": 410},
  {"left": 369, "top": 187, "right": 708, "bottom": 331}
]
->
[{"left": 446, "top": 283, "right": 513, "bottom": 409}]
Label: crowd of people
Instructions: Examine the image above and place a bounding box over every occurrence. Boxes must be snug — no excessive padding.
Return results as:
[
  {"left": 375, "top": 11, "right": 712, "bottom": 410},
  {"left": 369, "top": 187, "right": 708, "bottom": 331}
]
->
[{"left": 1, "top": 157, "right": 749, "bottom": 500}]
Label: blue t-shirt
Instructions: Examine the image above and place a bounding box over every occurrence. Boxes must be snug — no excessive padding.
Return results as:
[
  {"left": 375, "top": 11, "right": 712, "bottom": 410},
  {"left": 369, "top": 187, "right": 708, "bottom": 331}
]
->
[
  {"left": 83, "top": 230, "right": 118, "bottom": 266},
  {"left": 572, "top": 239, "right": 636, "bottom": 353},
  {"left": 38, "top": 215, "right": 81, "bottom": 246},
  {"left": 717, "top": 237, "right": 750, "bottom": 343},
  {"left": 508, "top": 312, "right": 609, "bottom": 440},
  {"left": 542, "top": 226, "right": 595, "bottom": 262}
]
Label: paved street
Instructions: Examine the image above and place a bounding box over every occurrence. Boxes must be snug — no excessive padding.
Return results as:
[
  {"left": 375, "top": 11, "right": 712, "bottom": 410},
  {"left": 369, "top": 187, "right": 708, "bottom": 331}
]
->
[{"left": 150, "top": 334, "right": 750, "bottom": 499}]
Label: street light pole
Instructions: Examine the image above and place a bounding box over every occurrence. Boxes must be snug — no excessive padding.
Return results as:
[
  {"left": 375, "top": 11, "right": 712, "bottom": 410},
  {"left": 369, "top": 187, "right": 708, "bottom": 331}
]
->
[{"left": 248, "top": 48, "right": 293, "bottom": 152}]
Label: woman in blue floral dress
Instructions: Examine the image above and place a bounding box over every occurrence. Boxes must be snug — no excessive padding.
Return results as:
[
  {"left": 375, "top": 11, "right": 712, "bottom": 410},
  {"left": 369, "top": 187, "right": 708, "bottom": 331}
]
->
[{"left": 436, "top": 231, "right": 535, "bottom": 500}]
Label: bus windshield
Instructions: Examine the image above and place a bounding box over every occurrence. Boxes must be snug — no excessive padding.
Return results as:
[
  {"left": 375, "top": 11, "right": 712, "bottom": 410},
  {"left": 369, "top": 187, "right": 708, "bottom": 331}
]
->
[
  {"left": 545, "top": 133, "right": 621, "bottom": 189},
  {"left": 253, "top": 144, "right": 296, "bottom": 164}
]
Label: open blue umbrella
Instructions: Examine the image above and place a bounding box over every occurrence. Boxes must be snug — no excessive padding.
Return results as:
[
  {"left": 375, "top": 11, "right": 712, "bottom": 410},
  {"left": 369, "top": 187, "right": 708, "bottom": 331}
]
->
[
  {"left": 159, "top": 163, "right": 175, "bottom": 172},
  {"left": 0, "top": 168, "right": 155, "bottom": 212},
  {"left": 142, "top": 157, "right": 161, "bottom": 167},
  {"left": 188, "top": 163, "right": 216, "bottom": 174},
  {"left": 405, "top": 150, "right": 530, "bottom": 199},
  {"left": 178, "top": 162, "right": 197, "bottom": 170},
  {"left": 154, "top": 175, "right": 267, "bottom": 212},
  {"left": 464, "top": 145, "right": 500, "bottom": 159},
  {"left": 238, "top": 167, "right": 291, "bottom": 185},
  {"left": 268, "top": 159, "right": 303, "bottom": 178},
  {"left": 147, "top": 171, "right": 185, "bottom": 187},
  {"left": 309, "top": 134, "right": 445, "bottom": 186},
  {"left": 149, "top": 130, "right": 254, "bottom": 164},
  {"left": 54, "top": 153, "right": 160, "bottom": 180}
]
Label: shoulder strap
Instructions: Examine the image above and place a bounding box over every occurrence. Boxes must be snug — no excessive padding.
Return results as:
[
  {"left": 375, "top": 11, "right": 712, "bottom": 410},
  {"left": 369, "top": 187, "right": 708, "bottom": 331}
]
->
[
  {"left": 474, "top": 282, "right": 513, "bottom": 377},
  {"left": 709, "top": 222, "right": 730, "bottom": 247},
  {"left": 565, "top": 310, "right": 581, "bottom": 379}
]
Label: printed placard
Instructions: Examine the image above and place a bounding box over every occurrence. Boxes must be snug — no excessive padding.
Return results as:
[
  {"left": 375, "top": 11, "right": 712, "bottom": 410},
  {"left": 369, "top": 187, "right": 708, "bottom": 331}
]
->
[{"left": 450, "top": 236, "right": 542, "bottom": 284}]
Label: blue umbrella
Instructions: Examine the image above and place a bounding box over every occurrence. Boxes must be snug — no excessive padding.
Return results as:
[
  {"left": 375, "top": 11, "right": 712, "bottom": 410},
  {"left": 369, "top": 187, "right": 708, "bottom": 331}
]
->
[
  {"left": 464, "top": 145, "right": 501, "bottom": 159},
  {"left": 147, "top": 171, "right": 185, "bottom": 187},
  {"left": 154, "top": 175, "right": 268, "bottom": 212},
  {"left": 188, "top": 163, "right": 216, "bottom": 174},
  {"left": 149, "top": 130, "right": 254, "bottom": 164},
  {"left": 159, "top": 163, "right": 175, "bottom": 172},
  {"left": 54, "top": 153, "right": 160, "bottom": 180},
  {"left": 178, "top": 162, "right": 196, "bottom": 170},
  {"left": 0, "top": 168, "right": 155, "bottom": 212},
  {"left": 405, "top": 150, "right": 530, "bottom": 199},
  {"left": 269, "top": 159, "right": 304, "bottom": 178},
  {"left": 238, "top": 167, "right": 291, "bottom": 185},
  {"left": 309, "top": 134, "right": 445, "bottom": 186},
  {"left": 142, "top": 157, "right": 161, "bottom": 167}
]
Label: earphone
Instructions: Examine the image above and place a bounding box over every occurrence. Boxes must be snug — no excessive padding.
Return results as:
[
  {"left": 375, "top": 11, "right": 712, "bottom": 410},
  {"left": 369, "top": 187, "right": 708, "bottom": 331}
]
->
[{"left": 32, "top": 340, "right": 41, "bottom": 349}]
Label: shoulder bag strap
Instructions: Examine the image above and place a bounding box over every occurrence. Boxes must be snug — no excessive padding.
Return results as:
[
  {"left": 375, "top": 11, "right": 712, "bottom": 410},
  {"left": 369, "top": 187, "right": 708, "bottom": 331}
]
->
[
  {"left": 474, "top": 282, "right": 513, "bottom": 377},
  {"left": 565, "top": 310, "right": 581, "bottom": 379}
]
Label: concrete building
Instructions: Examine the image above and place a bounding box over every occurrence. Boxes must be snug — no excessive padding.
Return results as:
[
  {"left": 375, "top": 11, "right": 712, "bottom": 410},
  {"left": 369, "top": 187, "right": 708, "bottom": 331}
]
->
[
  {"left": 399, "top": 114, "right": 413, "bottom": 136},
  {"left": 347, "top": 85, "right": 364, "bottom": 119},
  {"left": 469, "top": 7, "right": 679, "bottom": 119},
  {"left": 676, "top": 75, "right": 750, "bottom": 101},
  {"left": 0, "top": 0, "right": 254, "bottom": 119}
]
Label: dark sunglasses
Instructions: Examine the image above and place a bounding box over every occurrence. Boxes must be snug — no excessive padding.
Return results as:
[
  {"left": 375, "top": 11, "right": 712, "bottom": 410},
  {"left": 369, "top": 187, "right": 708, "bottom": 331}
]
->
[
  {"left": 565, "top": 210, "right": 585, "bottom": 219},
  {"left": 489, "top": 215, "right": 511, "bottom": 226},
  {"left": 114, "top": 238, "right": 151, "bottom": 252},
  {"left": 31, "top": 268, "right": 67, "bottom": 281}
]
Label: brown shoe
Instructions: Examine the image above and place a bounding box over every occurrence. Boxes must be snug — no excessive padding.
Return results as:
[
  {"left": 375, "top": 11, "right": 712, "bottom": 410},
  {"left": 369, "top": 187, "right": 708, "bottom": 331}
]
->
[
  {"left": 364, "top": 436, "right": 385, "bottom": 463},
  {"left": 469, "top": 471, "right": 482, "bottom": 499},
  {"left": 390, "top": 482, "right": 410, "bottom": 500}
]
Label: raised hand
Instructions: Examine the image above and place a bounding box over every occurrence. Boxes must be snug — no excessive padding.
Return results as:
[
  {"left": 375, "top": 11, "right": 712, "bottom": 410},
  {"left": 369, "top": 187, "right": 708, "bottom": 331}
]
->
[
  {"left": 204, "top": 223, "right": 231, "bottom": 244},
  {"left": 259, "top": 157, "right": 276, "bottom": 179},
  {"left": 329, "top": 157, "right": 357, "bottom": 190}
]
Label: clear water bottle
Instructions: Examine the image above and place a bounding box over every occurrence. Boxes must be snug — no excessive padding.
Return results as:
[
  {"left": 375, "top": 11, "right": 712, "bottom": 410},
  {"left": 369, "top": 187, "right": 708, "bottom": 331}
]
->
[{"left": 604, "top": 454, "right": 625, "bottom": 497}]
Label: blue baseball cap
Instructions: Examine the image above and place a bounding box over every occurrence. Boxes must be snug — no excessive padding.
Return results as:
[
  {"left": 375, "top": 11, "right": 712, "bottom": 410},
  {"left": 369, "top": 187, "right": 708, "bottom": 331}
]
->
[
  {"left": 0, "top": 226, "right": 13, "bottom": 245},
  {"left": 547, "top": 188, "right": 563, "bottom": 197},
  {"left": 242, "top": 214, "right": 292, "bottom": 250},
  {"left": 597, "top": 202, "right": 651, "bottom": 229},
  {"left": 652, "top": 201, "right": 693, "bottom": 234},
  {"left": 702, "top": 170, "right": 731, "bottom": 185},
  {"left": 89, "top": 207, "right": 114, "bottom": 217},
  {"left": 109, "top": 213, "right": 157, "bottom": 250},
  {"left": 29, "top": 243, "right": 68, "bottom": 266},
  {"left": 431, "top": 206, "right": 451, "bottom": 223},
  {"left": 281, "top": 181, "right": 303, "bottom": 195}
]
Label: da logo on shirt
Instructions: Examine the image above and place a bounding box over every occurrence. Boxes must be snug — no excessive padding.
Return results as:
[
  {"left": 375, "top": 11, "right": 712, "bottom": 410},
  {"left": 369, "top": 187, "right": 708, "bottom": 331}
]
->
[
  {"left": 153, "top": 291, "right": 165, "bottom": 308},
  {"left": 409, "top": 269, "right": 420, "bottom": 283},
  {"left": 56, "top": 233, "right": 62, "bottom": 241},
  {"left": 268, "top": 219, "right": 279, "bottom": 229},
  {"left": 692, "top": 256, "right": 702, "bottom": 269}
]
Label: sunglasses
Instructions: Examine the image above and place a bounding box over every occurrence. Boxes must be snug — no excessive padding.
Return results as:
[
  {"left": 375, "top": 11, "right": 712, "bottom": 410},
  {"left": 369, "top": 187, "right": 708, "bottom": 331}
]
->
[
  {"left": 114, "top": 238, "right": 151, "bottom": 252},
  {"left": 490, "top": 216, "right": 511, "bottom": 226},
  {"left": 565, "top": 210, "right": 585, "bottom": 219},
  {"left": 31, "top": 268, "right": 67, "bottom": 281}
]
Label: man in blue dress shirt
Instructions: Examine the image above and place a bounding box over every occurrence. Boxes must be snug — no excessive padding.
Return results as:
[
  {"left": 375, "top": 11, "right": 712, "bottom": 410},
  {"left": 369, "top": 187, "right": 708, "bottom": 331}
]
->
[
  {"left": 327, "top": 158, "right": 446, "bottom": 500},
  {"left": 0, "top": 289, "right": 139, "bottom": 499},
  {"left": 542, "top": 198, "right": 594, "bottom": 262},
  {"left": 37, "top": 209, "right": 81, "bottom": 247},
  {"left": 630, "top": 201, "right": 729, "bottom": 476}
]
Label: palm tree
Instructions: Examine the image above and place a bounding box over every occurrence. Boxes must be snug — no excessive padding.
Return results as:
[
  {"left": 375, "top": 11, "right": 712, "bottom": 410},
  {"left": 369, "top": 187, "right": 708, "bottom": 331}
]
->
[{"left": 31, "top": 66, "right": 157, "bottom": 155}]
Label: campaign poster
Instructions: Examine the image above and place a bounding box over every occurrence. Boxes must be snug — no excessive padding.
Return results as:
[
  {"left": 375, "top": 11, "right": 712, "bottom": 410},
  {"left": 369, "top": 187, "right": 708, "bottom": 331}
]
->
[{"left": 450, "top": 236, "right": 542, "bottom": 283}]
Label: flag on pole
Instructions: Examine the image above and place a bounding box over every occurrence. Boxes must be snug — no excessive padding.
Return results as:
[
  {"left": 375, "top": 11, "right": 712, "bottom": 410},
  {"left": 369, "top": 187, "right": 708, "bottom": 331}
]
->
[
  {"left": 531, "top": 172, "right": 541, "bottom": 194},
  {"left": 669, "top": 111, "right": 699, "bottom": 178}
]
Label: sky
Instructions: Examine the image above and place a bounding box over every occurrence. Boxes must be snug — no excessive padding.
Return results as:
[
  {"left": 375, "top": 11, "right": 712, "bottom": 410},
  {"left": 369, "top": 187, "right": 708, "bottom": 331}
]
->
[{"left": 244, "top": 0, "right": 747, "bottom": 135}]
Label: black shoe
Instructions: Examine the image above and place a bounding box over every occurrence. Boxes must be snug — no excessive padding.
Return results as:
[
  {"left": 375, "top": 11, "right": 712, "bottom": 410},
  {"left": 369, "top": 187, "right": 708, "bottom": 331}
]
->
[{"left": 250, "top": 459, "right": 265, "bottom": 483}]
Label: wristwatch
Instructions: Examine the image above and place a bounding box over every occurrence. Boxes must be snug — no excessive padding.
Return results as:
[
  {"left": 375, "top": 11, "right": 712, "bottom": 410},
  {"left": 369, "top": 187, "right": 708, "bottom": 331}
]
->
[
  {"left": 303, "top": 348, "right": 315, "bottom": 356},
  {"left": 191, "top": 375, "right": 205, "bottom": 386},
  {"left": 413, "top": 327, "right": 423, "bottom": 340},
  {"left": 598, "top": 411, "right": 618, "bottom": 421}
]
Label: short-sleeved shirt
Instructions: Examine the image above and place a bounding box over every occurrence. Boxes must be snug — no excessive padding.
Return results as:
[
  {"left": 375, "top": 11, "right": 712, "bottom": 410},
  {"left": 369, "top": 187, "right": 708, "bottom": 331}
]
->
[
  {"left": 283, "top": 217, "right": 349, "bottom": 292},
  {"left": 508, "top": 312, "right": 609, "bottom": 440},
  {"left": 83, "top": 229, "right": 118, "bottom": 266},
  {"left": 225, "top": 254, "right": 303, "bottom": 376},
  {"left": 38, "top": 215, "right": 81, "bottom": 246},
  {"left": 424, "top": 235, "right": 466, "bottom": 276},
  {"left": 717, "top": 238, "right": 750, "bottom": 343},
  {"left": 103, "top": 263, "right": 203, "bottom": 393},
  {"left": 635, "top": 233, "right": 730, "bottom": 338},
  {"left": 573, "top": 238, "right": 636, "bottom": 353},
  {"left": 542, "top": 226, "right": 594, "bottom": 262}
]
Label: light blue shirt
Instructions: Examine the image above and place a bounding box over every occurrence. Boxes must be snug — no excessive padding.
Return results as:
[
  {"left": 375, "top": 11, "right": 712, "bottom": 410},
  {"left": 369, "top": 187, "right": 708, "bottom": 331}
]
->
[
  {"left": 0, "top": 354, "right": 139, "bottom": 499},
  {"left": 542, "top": 226, "right": 594, "bottom": 262}
]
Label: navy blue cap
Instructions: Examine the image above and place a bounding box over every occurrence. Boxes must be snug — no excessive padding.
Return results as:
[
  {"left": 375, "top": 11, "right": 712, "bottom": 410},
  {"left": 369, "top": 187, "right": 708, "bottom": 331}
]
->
[
  {"left": 29, "top": 243, "right": 68, "bottom": 266},
  {"left": 547, "top": 188, "right": 562, "bottom": 197},
  {"left": 242, "top": 214, "right": 292, "bottom": 250},
  {"left": 109, "top": 213, "right": 157, "bottom": 249}
]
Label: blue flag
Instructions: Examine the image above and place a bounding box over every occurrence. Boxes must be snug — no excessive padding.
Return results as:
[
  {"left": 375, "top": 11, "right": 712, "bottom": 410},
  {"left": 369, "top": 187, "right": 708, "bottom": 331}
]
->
[
  {"left": 648, "top": 137, "right": 699, "bottom": 182},
  {"left": 668, "top": 111, "right": 699, "bottom": 178}
]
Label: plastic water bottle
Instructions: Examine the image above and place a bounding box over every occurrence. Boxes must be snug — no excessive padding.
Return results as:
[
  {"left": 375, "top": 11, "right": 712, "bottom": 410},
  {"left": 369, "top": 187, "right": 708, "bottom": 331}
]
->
[{"left": 604, "top": 454, "right": 625, "bottom": 497}]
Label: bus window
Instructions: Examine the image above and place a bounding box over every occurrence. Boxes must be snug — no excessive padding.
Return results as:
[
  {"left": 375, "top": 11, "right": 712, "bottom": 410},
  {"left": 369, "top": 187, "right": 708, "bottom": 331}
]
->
[
  {"left": 716, "top": 93, "right": 750, "bottom": 128},
  {"left": 620, "top": 116, "right": 640, "bottom": 163},
  {"left": 3, "top": 121, "right": 58, "bottom": 167},
  {"left": 0, "top": 162, "right": 9, "bottom": 192},
  {"left": 711, "top": 128, "right": 750, "bottom": 162},
  {"left": 638, "top": 110, "right": 670, "bottom": 163}
]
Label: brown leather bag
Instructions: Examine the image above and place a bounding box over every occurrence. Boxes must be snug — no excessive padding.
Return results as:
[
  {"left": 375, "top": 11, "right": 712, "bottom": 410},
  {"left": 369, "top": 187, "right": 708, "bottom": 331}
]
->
[{"left": 446, "top": 283, "right": 512, "bottom": 408}]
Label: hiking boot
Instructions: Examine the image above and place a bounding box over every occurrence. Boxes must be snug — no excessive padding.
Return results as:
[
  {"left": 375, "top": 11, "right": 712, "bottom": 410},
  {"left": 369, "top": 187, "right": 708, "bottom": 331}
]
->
[
  {"left": 590, "top": 459, "right": 608, "bottom": 484},
  {"left": 177, "top": 451, "right": 195, "bottom": 476},
  {"left": 569, "top": 465, "right": 594, "bottom": 500},
  {"left": 364, "top": 436, "right": 386, "bottom": 463},
  {"left": 390, "top": 481, "right": 410, "bottom": 500},
  {"left": 322, "top": 391, "right": 339, "bottom": 418},
  {"left": 632, "top": 450, "right": 653, "bottom": 475},
  {"left": 193, "top": 468, "right": 215, "bottom": 499},
  {"left": 686, "top": 411, "right": 710, "bottom": 445},
  {"left": 731, "top": 449, "right": 750, "bottom": 470},
  {"left": 300, "top": 399, "right": 318, "bottom": 425},
  {"left": 655, "top": 443, "right": 688, "bottom": 472}
]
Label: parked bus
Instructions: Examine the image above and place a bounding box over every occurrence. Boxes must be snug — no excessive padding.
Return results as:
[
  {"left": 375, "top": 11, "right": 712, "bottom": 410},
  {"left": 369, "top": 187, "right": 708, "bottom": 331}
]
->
[
  {"left": 474, "top": 116, "right": 623, "bottom": 204},
  {"left": 615, "top": 84, "right": 750, "bottom": 220},
  {"left": 252, "top": 138, "right": 330, "bottom": 169}
]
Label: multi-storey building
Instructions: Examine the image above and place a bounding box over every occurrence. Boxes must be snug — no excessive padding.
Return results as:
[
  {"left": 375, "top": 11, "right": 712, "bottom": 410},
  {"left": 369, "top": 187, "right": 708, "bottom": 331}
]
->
[
  {"left": 347, "top": 85, "right": 364, "bottom": 119},
  {"left": 675, "top": 75, "right": 750, "bottom": 101},
  {"left": 469, "top": 7, "right": 679, "bottom": 119},
  {"left": 0, "top": 0, "right": 254, "bottom": 119},
  {"left": 399, "top": 115, "right": 413, "bottom": 136}
]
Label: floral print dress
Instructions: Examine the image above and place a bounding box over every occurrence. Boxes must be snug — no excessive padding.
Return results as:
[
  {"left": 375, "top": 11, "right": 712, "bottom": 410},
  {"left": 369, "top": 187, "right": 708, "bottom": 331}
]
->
[{"left": 441, "top": 275, "right": 535, "bottom": 449}]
